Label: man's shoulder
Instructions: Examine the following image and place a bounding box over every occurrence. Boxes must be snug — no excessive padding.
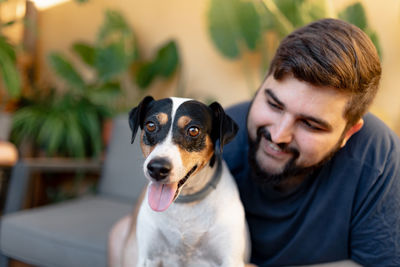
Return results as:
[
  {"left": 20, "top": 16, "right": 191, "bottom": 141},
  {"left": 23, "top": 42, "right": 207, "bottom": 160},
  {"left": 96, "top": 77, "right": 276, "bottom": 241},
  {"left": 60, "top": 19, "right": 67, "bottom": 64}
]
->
[
  {"left": 344, "top": 113, "right": 400, "bottom": 171},
  {"left": 225, "top": 101, "right": 251, "bottom": 124}
]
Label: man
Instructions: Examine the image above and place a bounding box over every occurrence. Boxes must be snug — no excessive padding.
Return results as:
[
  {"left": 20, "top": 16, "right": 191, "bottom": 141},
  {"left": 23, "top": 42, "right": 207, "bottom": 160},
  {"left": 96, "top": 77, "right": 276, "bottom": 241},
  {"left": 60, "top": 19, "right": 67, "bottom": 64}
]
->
[
  {"left": 109, "top": 18, "right": 400, "bottom": 266},
  {"left": 222, "top": 18, "right": 400, "bottom": 266}
]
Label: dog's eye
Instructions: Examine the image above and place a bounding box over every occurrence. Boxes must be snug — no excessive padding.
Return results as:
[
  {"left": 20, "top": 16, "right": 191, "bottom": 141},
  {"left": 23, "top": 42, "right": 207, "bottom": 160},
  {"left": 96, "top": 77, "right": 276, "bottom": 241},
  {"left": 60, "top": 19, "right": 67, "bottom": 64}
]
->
[
  {"left": 187, "top": 126, "right": 200, "bottom": 137},
  {"left": 145, "top": 122, "right": 156, "bottom": 132}
]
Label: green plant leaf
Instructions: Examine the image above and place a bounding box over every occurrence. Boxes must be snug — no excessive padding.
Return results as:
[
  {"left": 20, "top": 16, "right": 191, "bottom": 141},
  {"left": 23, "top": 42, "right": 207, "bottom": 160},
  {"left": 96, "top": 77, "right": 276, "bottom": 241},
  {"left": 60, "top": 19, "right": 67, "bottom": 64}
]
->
[
  {"left": 1, "top": 20, "right": 16, "bottom": 28},
  {"left": 98, "top": 10, "right": 131, "bottom": 43},
  {"left": 77, "top": 107, "right": 102, "bottom": 157},
  {"left": 338, "top": 2, "right": 367, "bottom": 30},
  {"left": 0, "top": 36, "right": 16, "bottom": 61},
  {"left": 11, "top": 105, "right": 45, "bottom": 145},
  {"left": 260, "top": 0, "right": 294, "bottom": 37},
  {"left": 37, "top": 112, "right": 65, "bottom": 156},
  {"left": 72, "top": 42, "right": 96, "bottom": 67},
  {"left": 87, "top": 82, "right": 121, "bottom": 107},
  {"left": 0, "top": 47, "right": 21, "bottom": 98},
  {"left": 300, "top": 0, "right": 329, "bottom": 24},
  {"left": 135, "top": 62, "right": 157, "bottom": 89},
  {"left": 237, "top": 0, "right": 261, "bottom": 50},
  {"left": 153, "top": 41, "right": 179, "bottom": 77},
  {"left": 208, "top": 0, "right": 241, "bottom": 59},
  {"left": 48, "top": 52, "right": 85, "bottom": 89},
  {"left": 65, "top": 112, "right": 85, "bottom": 157},
  {"left": 365, "top": 28, "right": 382, "bottom": 59},
  {"left": 95, "top": 42, "right": 127, "bottom": 82},
  {"left": 273, "top": 0, "right": 304, "bottom": 28}
]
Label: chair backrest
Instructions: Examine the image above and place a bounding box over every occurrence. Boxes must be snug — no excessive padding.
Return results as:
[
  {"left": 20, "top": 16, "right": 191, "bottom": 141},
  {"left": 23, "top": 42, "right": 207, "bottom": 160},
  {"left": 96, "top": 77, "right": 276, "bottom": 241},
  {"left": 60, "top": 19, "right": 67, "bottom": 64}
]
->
[{"left": 98, "top": 114, "right": 147, "bottom": 204}]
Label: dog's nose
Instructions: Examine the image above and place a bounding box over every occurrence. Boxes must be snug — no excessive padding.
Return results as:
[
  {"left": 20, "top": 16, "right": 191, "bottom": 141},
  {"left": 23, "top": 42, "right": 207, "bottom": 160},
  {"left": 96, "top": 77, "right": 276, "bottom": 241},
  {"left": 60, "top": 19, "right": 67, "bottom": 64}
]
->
[{"left": 147, "top": 158, "right": 172, "bottom": 181}]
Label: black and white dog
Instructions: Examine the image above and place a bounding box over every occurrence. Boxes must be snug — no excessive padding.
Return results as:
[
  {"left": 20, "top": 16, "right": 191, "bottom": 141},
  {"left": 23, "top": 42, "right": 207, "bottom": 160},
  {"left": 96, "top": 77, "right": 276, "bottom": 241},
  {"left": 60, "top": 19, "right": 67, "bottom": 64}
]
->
[{"left": 126, "top": 96, "right": 249, "bottom": 266}]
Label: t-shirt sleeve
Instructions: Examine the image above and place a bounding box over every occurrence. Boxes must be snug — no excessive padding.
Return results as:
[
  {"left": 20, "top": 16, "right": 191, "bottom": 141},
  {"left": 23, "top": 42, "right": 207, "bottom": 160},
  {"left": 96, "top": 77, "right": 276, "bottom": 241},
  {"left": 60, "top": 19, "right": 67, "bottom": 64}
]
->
[{"left": 350, "top": 133, "right": 400, "bottom": 266}]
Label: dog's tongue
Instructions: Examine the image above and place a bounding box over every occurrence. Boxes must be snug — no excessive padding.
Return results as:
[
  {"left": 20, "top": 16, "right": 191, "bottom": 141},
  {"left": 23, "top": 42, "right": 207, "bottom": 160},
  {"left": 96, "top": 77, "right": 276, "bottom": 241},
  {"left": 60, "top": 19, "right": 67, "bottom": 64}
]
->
[{"left": 148, "top": 182, "right": 178, "bottom": 212}]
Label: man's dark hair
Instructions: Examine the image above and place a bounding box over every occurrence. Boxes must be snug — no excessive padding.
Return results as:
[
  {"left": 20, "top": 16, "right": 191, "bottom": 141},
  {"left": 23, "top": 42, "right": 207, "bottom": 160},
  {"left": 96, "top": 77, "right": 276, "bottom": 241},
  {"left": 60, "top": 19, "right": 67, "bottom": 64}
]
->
[{"left": 267, "top": 18, "right": 382, "bottom": 127}]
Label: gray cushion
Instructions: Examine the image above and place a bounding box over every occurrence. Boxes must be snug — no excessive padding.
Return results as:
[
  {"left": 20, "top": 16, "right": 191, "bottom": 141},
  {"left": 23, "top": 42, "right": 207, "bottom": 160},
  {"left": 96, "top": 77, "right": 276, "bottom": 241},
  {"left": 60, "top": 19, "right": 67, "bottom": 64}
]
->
[
  {"left": 98, "top": 115, "right": 147, "bottom": 203},
  {"left": 0, "top": 195, "right": 133, "bottom": 267}
]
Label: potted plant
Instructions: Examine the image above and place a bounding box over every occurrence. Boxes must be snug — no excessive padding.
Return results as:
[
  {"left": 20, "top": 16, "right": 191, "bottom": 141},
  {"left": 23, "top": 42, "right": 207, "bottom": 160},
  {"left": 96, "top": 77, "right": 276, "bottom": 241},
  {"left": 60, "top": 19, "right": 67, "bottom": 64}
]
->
[{"left": 11, "top": 9, "right": 180, "bottom": 158}]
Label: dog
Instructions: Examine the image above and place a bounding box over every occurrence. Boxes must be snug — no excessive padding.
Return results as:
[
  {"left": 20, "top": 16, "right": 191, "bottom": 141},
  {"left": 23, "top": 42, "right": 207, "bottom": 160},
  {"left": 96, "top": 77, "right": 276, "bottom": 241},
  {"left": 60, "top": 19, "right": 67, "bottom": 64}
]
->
[{"left": 125, "top": 96, "right": 250, "bottom": 266}]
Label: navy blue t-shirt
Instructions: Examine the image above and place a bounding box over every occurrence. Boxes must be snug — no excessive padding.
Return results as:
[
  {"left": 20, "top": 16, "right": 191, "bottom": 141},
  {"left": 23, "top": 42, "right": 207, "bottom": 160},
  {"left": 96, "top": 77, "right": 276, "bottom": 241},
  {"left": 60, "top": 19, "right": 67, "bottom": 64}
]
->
[{"left": 223, "top": 101, "right": 400, "bottom": 267}]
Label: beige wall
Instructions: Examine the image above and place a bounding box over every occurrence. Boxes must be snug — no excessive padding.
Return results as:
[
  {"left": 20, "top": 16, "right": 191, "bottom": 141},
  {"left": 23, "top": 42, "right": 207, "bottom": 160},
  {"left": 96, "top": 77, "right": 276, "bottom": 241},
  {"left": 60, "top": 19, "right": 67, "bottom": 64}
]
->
[{"left": 37, "top": 0, "right": 400, "bottom": 133}]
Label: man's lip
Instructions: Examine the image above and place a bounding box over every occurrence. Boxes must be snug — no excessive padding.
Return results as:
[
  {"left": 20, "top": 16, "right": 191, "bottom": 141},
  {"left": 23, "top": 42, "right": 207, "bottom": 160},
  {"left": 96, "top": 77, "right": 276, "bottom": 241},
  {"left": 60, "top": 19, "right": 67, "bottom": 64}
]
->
[{"left": 260, "top": 136, "right": 292, "bottom": 160}]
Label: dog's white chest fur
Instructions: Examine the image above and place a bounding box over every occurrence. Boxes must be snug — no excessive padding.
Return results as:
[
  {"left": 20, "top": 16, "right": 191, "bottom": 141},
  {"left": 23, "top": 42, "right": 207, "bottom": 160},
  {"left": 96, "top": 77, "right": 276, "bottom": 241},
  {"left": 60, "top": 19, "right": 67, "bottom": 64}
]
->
[{"left": 136, "top": 162, "right": 249, "bottom": 267}]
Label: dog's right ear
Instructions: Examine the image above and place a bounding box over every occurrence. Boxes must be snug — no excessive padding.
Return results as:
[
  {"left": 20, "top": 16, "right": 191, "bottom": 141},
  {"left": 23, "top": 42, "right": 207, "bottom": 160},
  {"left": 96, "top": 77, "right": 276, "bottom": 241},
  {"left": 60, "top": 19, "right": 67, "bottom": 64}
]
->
[
  {"left": 209, "top": 101, "right": 239, "bottom": 154},
  {"left": 129, "top": 96, "right": 154, "bottom": 144}
]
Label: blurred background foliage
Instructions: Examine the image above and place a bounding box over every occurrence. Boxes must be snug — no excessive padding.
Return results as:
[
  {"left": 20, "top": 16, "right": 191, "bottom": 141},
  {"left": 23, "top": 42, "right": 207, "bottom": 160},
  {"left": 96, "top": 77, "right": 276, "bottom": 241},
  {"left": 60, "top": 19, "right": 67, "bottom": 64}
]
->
[
  {"left": 0, "top": 16, "right": 21, "bottom": 105},
  {"left": 0, "top": 0, "right": 385, "bottom": 159},
  {"left": 8, "top": 8, "right": 180, "bottom": 158},
  {"left": 207, "top": 0, "right": 381, "bottom": 82}
]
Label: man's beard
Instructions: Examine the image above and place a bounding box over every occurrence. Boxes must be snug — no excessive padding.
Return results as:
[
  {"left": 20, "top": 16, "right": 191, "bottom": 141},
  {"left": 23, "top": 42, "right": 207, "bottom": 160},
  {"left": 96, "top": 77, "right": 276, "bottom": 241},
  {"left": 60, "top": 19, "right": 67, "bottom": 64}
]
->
[{"left": 248, "top": 127, "right": 343, "bottom": 187}]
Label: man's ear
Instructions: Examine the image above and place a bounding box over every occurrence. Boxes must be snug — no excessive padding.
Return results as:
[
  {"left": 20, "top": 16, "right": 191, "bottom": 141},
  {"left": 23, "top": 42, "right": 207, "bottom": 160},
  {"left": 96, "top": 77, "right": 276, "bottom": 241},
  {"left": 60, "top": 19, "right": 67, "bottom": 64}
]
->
[
  {"left": 129, "top": 96, "right": 154, "bottom": 144},
  {"left": 341, "top": 118, "right": 364, "bottom": 148},
  {"left": 209, "top": 102, "right": 239, "bottom": 154}
]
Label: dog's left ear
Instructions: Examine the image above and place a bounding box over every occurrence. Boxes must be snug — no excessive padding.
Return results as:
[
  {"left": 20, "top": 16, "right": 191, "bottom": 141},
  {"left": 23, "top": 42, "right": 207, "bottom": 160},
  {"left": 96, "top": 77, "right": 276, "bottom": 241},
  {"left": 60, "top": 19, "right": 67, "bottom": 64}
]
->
[
  {"left": 209, "top": 102, "right": 239, "bottom": 154},
  {"left": 129, "top": 96, "right": 154, "bottom": 144}
]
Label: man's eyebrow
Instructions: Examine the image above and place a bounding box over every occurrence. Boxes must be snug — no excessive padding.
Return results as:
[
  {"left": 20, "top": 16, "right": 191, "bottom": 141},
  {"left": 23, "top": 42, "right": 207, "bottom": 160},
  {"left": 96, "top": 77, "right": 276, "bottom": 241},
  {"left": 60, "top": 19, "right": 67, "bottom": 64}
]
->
[
  {"left": 299, "top": 115, "right": 333, "bottom": 131},
  {"left": 264, "top": 88, "right": 333, "bottom": 131},
  {"left": 265, "top": 89, "right": 285, "bottom": 107}
]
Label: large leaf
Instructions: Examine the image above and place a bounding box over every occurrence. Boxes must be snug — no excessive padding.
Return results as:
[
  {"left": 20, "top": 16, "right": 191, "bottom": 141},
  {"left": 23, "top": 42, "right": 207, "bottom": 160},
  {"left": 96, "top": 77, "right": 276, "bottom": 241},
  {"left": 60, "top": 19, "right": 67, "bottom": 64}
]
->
[
  {"left": 72, "top": 42, "right": 96, "bottom": 67},
  {"left": 274, "top": 0, "right": 305, "bottom": 28},
  {"left": 77, "top": 106, "right": 102, "bottom": 157},
  {"left": 37, "top": 112, "right": 65, "bottom": 156},
  {"left": 0, "top": 48, "right": 21, "bottom": 98},
  {"left": 365, "top": 28, "right": 382, "bottom": 59},
  {"left": 64, "top": 112, "right": 85, "bottom": 157},
  {"left": 300, "top": 0, "right": 330, "bottom": 24},
  {"left": 11, "top": 105, "right": 45, "bottom": 145},
  {"left": 86, "top": 82, "right": 121, "bottom": 107},
  {"left": 135, "top": 62, "right": 157, "bottom": 89},
  {"left": 97, "top": 10, "right": 131, "bottom": 43},
  {"left": 261, "top": 0, "right": 294, "bottom": 37},
  {"left": 153, "top": 41, "right": 179, "bottom": 77},
  {"left": 0, "top": 35, "right": 16, "bottom": 61},
  {"left": 338, "top": 2, "right": 367, "bottom": 30},
  {"left": 48, "top": 53, "right": 85, "bottom": 89},
  {"left": 237, "top": 1, "right": 261, "bottom": 50},
  {"left": 208, "top": 0, "right": 240, "bottom": 59},
  {"left": 95, "top": 42, "right": 127, "bottom": 82}
]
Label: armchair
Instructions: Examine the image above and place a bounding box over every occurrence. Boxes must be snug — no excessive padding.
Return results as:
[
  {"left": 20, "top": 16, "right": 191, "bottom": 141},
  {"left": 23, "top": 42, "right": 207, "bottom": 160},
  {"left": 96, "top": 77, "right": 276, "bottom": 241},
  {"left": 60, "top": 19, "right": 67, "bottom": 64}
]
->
[{"left": 0, "top": 115, "right": 147, "bottom": 267}]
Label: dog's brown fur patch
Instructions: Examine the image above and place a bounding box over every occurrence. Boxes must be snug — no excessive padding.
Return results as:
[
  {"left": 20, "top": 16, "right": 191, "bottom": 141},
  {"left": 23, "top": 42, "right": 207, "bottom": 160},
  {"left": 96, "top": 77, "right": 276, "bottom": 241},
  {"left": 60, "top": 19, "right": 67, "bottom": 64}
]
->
[
  {"left": 178, "top": 135, "right": 214, "bottom": 174},
  {"left": 157, "top": 112, "right": 168, "bottom": 125},
  {"left": 140, "top": 131, "right": 155, "bottom": 158},
  {"left": 177, "top": 116, "right": 191, "bottom": 129}
]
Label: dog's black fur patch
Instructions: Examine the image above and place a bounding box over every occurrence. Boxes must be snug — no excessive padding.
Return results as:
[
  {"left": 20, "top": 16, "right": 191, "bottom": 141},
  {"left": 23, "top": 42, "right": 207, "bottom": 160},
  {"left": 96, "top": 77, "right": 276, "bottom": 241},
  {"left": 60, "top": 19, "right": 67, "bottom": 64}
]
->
[
  {"left": 173, "top": 100, "right": 213, "bottom": 152},
  {"left": 142, "top": 98, "right": 173, "bottom": 147}
]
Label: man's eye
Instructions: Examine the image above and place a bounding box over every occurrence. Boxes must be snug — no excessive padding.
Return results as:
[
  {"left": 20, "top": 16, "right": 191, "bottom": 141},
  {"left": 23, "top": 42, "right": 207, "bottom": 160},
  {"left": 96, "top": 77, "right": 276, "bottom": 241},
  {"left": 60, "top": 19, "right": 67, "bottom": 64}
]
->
[
  {"left": 187, "top": 126, "right": 200, "bottom": 137},
  {"left": 145, "top": 122, "right": 156, "bottom": 132},
  {"left": 267, "top": 100, "right": 283, "bottom": 111},
  {"left": 301, "top": 120, "right": 323, "bottom": 131}
]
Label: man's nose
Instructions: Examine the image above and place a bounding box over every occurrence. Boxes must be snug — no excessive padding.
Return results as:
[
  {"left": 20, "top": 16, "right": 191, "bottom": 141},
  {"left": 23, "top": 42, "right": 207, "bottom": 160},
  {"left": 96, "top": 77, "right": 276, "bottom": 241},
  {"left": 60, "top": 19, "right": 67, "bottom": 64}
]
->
[{"left": 270, "top": 115, "right": 294, "bottom": 144}]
